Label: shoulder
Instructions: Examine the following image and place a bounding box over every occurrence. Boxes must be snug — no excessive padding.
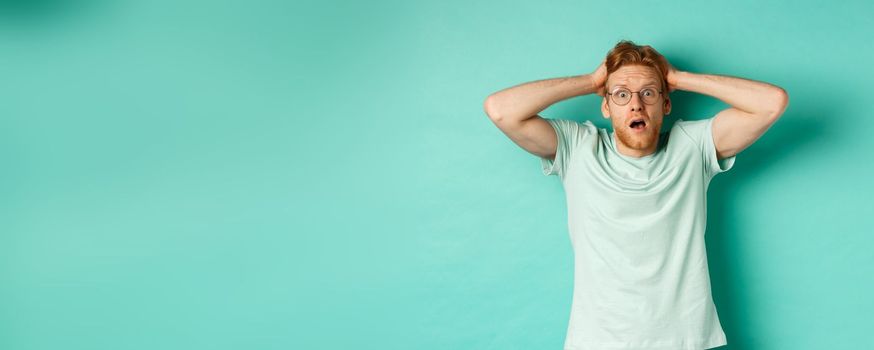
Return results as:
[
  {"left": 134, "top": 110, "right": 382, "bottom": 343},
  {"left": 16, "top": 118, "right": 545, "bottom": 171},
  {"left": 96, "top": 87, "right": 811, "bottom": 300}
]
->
[
  {"left": 670, "top": 117, "right": 713, "bottom": 144},
  {"left": 545, "top": 118, "right": 601, "bottom": 141},
  {"left": 669, "top": 117, "right": 738, "bottom": 178}
]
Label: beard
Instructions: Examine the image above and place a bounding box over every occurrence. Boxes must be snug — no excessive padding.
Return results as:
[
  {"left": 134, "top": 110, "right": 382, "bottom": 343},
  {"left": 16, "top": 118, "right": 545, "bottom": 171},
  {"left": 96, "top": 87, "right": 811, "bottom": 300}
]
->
[{"left": 614, "top": 120, "right": 661, "bottom": 151}]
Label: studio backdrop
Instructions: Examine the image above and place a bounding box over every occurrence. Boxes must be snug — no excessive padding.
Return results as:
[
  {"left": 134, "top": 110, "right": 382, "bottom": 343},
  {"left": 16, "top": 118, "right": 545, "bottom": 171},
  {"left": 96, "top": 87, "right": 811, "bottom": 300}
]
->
[{"left": 1, "top": 0, "right": 872, "bottom": 349}]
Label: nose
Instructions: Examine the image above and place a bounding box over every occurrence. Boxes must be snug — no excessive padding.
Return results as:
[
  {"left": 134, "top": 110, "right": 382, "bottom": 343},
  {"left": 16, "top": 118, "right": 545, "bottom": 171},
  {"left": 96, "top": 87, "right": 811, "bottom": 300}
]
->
[{"left": 629, "top": 92, "right": 644, "bottom": 112}]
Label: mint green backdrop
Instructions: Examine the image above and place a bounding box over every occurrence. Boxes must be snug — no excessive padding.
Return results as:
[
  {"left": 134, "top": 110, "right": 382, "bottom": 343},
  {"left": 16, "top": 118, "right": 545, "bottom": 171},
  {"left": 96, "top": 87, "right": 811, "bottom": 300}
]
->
[{"left": 1, "top": 1, "right": 872, "bottom": 349}]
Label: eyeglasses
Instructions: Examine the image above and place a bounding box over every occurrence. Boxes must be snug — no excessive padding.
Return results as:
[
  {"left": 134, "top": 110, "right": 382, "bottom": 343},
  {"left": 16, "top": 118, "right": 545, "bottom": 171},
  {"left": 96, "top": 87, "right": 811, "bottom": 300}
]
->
[{"left": 606, "top": 87, "right": 663, "bottom": 106}]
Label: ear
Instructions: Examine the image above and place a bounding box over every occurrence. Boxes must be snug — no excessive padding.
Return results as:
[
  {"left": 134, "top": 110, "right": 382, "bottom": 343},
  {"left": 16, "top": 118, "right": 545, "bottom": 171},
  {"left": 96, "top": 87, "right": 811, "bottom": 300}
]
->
[
  {"left": 601, "top": 97, "right": 611, "bottom": 119},
  {"left": 663, "top": 96, "right": 672, "bottom": 115}
]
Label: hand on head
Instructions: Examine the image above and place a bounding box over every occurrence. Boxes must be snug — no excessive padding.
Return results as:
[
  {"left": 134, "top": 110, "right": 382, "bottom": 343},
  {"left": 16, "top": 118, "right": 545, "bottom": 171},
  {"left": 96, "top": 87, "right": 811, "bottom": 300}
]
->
[
  {"left": 591, "top": 59, "right": 608, "bottom": 97},
  {"left": 664, "top": 61, "right": 680, "bottom": 93}
]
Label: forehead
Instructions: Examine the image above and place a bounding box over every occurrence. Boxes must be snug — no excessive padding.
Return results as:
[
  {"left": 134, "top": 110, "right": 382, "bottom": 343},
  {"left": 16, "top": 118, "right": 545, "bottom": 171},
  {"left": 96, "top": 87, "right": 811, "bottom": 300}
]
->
[{"left": 607, "top": 65, "right": 661, "bottom": 87}]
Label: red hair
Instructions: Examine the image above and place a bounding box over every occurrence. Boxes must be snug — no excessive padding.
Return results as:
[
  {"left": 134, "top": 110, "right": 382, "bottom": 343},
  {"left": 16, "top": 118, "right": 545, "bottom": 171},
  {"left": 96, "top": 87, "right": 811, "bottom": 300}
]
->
[{"left": 605, "top": 40, "right": 670, "bottom": 93}]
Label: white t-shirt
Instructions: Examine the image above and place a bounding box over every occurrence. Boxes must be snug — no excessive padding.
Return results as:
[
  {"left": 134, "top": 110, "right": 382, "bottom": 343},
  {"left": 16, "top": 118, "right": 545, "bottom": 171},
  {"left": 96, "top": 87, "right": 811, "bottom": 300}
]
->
[{"left": 541, "top": 117, "right": 736, "bottom": 350}]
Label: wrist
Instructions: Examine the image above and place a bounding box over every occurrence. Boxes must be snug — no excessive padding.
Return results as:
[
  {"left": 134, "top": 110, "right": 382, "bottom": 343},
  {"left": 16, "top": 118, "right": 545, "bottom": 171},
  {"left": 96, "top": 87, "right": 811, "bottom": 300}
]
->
[
  {"left": 670, "top": 70, "right": 690, "bottom": 90},
  {"left": 587, "top": 73, "right": 606, "bottom": 95}
]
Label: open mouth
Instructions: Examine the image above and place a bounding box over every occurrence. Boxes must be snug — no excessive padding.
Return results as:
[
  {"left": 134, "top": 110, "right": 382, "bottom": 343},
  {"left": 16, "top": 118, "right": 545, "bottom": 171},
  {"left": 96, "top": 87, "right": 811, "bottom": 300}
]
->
[{"left": 629, "top": 118, "right": 647, "bottom": 130}]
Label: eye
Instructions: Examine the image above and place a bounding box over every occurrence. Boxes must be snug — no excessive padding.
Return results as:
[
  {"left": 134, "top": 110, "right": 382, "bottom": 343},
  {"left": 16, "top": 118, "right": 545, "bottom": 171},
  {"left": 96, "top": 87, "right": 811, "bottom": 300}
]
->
[
  {"left": 616, "top": 90, "right": 630, "bottom": 98},
  {"left": 642, "top": 88, "right": 656, "bottom": 97}
]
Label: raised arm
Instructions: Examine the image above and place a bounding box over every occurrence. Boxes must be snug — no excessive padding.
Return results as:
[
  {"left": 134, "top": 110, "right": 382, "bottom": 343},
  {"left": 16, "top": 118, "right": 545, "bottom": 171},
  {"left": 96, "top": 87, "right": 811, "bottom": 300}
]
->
[
  {"left": 483, "top": 61, "right": 606, "bottom": 159},
  {"left": 667, "top": 65, "right": 789, "bottom": 159}
]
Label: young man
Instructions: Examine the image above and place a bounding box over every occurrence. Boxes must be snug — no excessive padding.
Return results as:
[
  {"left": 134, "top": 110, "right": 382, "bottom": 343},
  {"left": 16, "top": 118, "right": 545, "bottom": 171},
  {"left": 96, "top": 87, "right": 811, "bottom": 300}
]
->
[{"left": 483, "top": 40, "right": 788, "bottom": 350}]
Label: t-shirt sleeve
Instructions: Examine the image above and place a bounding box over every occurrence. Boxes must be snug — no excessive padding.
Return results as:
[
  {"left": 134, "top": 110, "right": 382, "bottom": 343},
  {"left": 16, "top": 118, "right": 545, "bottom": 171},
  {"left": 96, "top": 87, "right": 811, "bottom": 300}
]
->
[
  {"left": 703, "top": 116, "right": 737, "bottom": 179},
  {"left": 679, "top": 117, "right": 737, "bottom": 180},
  {"left": 540, "top": 118, "right": 587, "bottom": 179}
]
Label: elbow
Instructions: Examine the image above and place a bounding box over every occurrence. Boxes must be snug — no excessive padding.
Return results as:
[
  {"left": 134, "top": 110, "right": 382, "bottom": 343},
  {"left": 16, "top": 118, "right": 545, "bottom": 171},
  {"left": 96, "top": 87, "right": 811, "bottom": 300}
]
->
[
  {"left": 765, "top": 87, "right": 789, "bottom": 120},
  {"left": 483, "top": 94, "right": 504, "bottom": 123}
]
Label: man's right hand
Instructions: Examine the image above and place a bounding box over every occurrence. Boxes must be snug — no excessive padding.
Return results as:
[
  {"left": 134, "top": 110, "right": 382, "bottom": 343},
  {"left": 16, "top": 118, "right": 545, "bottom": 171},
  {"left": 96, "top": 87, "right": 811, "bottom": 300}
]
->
[{"left": 591, "top": 60, "right": 608, "bottom": 97}]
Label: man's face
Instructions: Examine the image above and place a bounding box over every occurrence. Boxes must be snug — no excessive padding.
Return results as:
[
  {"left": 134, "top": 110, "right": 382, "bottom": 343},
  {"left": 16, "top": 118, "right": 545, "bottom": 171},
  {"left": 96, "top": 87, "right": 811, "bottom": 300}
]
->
[{"left": 601, "top": 64, "right": 671, "bottom": 155}]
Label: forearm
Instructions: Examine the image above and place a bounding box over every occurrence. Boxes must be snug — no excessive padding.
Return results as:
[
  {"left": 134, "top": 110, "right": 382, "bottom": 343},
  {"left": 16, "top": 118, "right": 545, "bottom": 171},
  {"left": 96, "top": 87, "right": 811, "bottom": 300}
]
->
[
  {"left": 484, "top": 74, "right": 600, "bottom": 124},
  {"left": 673, "top": 71, "right": 788, "bottom": 118}
]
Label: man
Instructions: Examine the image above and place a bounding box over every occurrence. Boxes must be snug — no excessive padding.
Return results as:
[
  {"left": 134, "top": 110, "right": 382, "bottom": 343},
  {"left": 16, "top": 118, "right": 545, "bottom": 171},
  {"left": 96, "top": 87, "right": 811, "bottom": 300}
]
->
[{"left": 483, "top": 40, "right": 788, "bottom": 350}]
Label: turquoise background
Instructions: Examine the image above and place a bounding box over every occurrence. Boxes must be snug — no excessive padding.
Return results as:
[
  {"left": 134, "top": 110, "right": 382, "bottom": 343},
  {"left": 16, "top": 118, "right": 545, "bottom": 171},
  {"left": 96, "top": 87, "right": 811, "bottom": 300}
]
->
[{"left": 1, "top": 0, "right": 872, "bottom": 349}]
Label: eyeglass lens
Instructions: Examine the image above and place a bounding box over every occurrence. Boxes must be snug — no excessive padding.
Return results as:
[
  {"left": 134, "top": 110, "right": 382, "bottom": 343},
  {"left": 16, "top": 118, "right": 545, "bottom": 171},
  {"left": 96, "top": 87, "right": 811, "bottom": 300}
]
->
[{"left": 611, "top": 88, "right": 659, "bottom": 105}]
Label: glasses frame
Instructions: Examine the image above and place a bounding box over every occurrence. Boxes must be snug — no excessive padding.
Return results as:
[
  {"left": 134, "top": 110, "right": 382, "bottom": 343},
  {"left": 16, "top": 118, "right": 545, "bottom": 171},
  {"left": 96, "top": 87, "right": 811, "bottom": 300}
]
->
[{"left": 606, "top": 87, "right": 664, "bottom": 106}]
